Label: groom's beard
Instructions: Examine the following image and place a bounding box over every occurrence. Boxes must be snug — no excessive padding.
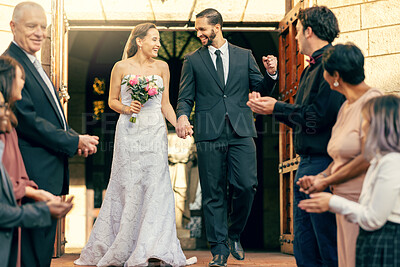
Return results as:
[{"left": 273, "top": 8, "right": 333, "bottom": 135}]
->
[{"left": 204, "top": 30, "right": 216, "bottom": 47}]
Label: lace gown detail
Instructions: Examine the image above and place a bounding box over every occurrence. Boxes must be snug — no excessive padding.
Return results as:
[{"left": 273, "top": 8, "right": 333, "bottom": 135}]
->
[{"left": 74, "top": 75, "right": 188, "bottom": 267}]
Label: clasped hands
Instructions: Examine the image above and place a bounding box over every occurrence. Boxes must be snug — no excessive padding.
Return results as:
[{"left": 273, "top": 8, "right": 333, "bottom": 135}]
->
[
  {"left": 46, "top": 196, "right": 74, "bottom": 219},
  {"left": 296, "top": 174, "right": 332, "bottom": 214},
  {"left": 25, "top": 186, "right": 74, "bottom": 219},
  {"left": 176, "top": 115, "right": 193, "bottom": 139},
  {"left": 297, "top": 174, "right": 329, "bottom": 195},
  {"left": 78, "top": 134, "right": 99, "bottom": 157}
]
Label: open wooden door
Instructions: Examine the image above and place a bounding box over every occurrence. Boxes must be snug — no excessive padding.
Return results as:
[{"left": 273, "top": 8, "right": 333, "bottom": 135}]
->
[
  {"left": 51, "top": 0, "right": 70, "bottom": 257},
  {"left": 278, "top": 0, "right": 309, "bottom": 254}
]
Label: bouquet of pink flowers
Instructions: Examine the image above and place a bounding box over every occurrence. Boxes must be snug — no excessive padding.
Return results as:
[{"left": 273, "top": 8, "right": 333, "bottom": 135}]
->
[{"left": 121, "top": 75, "right": 164, "bottom": 123}]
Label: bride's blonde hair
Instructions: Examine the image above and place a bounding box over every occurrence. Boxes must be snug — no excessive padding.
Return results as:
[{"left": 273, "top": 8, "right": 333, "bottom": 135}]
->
[{"left": 122, "top": 23, "right": 157, "bottom": 60}]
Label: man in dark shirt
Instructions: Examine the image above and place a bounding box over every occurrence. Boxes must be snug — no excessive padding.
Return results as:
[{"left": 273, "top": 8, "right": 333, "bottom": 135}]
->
[{"left": 247, "top": 6, "right": 344, "bottom": 267}]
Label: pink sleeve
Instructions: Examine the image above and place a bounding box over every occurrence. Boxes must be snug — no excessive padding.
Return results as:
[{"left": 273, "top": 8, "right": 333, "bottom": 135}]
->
[{"left": 1, "top": 131, "right": 38, "bottom": 201}]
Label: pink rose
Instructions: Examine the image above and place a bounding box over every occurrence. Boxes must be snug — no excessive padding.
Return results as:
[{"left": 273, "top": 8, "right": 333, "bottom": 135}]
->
[
  {"left": 146, "top": 82, "right": 155, "bottom": 92},
  {"left": 148, "top": 87, "right": 158, "bottom": 96},
  {"left": 129, "top": 76, "right": 139, "bottom": 86}
]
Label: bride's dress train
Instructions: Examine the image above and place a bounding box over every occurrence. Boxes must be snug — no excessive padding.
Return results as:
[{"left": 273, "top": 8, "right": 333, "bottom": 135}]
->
[{"left": 74, "top": 75, "right": 196, "bottom": 267}]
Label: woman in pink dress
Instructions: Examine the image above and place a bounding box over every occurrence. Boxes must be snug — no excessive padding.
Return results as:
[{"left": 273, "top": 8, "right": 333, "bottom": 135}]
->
[
  {"left": 297, "top": 43, "right": 382, "bottom": 267},
  {"left": 299, "top": 95, "right": 400, "bottom": 266}
]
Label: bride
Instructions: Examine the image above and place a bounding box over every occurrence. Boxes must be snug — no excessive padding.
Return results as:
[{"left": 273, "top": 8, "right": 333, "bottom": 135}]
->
[{"left": 74, "top": 23, "right": 196, "bottom": 267}]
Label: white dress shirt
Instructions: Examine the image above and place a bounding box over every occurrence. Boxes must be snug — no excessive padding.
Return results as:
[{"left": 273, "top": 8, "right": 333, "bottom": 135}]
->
[
  {"left": 208, "top": 40, "right": 230, "bottom": 85},
  {"left": 329, "top": 152, "right": 400, "bottom": 231},
  {"left": 208, "top": 39, "right": 277, "bottom": 85},
  {"left": 13, "top": 41, "right": 67, "bottom": 130}
]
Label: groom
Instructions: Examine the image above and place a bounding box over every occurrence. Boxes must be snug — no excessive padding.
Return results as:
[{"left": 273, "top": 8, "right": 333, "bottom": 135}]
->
[{"left": 176, "top": 8, "right": 277, "bottom": 267}]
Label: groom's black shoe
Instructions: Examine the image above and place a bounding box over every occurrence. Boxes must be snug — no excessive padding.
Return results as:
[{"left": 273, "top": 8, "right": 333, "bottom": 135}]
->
[
  {"left": 228, "top": 238, "right": 245, "bottom": 260},
  {"left": 208, "top": 254, "right": 227, "bottom": 267}
]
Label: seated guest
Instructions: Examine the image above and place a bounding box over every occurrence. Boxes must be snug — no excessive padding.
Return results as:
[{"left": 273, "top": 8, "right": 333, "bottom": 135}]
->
[
  {"left": 297, "top": 43, "right": 382, "bottom": 267},
  {"left": 0, "top": 90, "right": 74, "bottom": 267},
  {"left": 0, "top": 55, "right": 59, "bottom": 267},
  {"left": 299, "top": 94, "right": 400, "bottom": 266}
]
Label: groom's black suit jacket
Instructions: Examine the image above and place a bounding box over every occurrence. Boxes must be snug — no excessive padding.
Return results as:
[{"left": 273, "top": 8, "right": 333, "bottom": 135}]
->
[
  {"left": 3, "top": 42, "right": 79, "bottom": 196},
  {"left": 176, "top": 43, "right": 275, "bottom": 142}
]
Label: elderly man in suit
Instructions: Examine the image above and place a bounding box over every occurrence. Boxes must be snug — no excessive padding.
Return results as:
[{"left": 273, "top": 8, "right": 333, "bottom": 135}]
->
[
  {"left": 0, "top": 91, "right": 73, "bottom": 267},
  {"left": 3, "top": 2, "right": 99, "bottom": 266},
  {"left": 176, "top": 8, "right": 277, "bottom": 267}
]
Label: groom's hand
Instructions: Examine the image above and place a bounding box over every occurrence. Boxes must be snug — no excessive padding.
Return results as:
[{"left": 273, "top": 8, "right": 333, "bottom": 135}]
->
[
  {"left": 177, "top": 115, "right": 192, "bottom": 139},
  {"left": 186, "top": 125, "right": 194, "bottom": 137}
]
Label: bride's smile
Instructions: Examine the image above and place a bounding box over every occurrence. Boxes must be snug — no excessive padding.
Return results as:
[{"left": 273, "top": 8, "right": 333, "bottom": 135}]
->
[
  {"left": 139, "top": 28, "right": 161, "bottom": 58},
  {"left": 76, "top": 23, "right": 196, "bottom": 267}
]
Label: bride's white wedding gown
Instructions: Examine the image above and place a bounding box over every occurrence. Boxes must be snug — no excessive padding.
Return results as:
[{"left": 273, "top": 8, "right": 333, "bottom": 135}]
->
[{"left": 74, "top": 75, "right": 195, "bottom": 267}]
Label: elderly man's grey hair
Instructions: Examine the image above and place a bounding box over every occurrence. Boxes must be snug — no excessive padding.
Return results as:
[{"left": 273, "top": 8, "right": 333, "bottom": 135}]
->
[{"left": 12, "top": 1, "right": 45, "bottom": 23}]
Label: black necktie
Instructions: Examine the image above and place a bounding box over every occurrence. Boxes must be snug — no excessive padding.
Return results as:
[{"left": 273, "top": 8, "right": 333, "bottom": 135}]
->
[{"left": 215, "top": 50, "right": 224, "bottom": 86}]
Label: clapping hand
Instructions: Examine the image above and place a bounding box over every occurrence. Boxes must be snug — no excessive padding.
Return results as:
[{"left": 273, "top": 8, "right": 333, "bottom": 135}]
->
[
  {"left": 247, "top": 92, "right": 277, "bottom": 115},
  {"left": 297, "top": 175, "right": 329, "bottom": 194},
  {"left": 78, "top": 135, "right": 99, "bottom": 157},
  {"left": 298, "top": 192, "right": 332, "bottom": 213},
  {"left": 262, "top": 55, "right": 278, "bottom": 75},
  {"left": 46, "top": 196, "right": 74, "bottom": 219}
]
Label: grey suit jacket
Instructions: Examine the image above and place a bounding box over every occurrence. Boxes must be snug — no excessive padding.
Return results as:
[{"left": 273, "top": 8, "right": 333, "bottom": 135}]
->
[
  {"left": 176, "top": 43, "right": 276, "bottom": 142},
  {"left": 0, "top": 141, "right": 51, "bottom": 267}
]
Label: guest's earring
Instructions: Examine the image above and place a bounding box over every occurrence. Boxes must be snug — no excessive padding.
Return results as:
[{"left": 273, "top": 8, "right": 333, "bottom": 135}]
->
[
  {"left": 333, "top": 81, "right": 339, "bottom": 87},
  {"left": 139, "top": 46, "right": 142, "bottom": 50}
]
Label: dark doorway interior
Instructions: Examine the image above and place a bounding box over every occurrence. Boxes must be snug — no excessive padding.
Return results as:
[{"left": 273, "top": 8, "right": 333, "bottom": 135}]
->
[{"left": 68, "top": 29, "right": 280, "bottom": 250}]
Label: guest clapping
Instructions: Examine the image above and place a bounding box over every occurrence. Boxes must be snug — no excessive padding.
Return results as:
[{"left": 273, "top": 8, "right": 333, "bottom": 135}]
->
[
  {"left": 299, "top": 95, "right": 400, "bottom": 266},
  {"left": 297, "top": 43, "right": 382, "bottom": 267}
]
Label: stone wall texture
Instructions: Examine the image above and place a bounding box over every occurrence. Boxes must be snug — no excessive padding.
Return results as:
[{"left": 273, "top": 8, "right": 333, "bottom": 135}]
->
[{"left": 319, "top": 0, "right": 400, "bottom": 93}]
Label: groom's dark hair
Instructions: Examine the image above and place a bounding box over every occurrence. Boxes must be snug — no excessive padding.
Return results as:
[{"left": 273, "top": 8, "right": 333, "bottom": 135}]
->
[{"left": 196, "top": 8, "right": 223, "bottom": 28}]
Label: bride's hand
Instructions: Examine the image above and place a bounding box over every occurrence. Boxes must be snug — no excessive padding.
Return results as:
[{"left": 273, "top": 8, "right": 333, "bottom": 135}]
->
[{"left": 129, "top": 100, "right": 142, "bottom": 114}]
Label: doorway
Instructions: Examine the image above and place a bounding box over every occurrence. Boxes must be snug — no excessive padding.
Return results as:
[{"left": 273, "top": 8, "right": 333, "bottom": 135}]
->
[{"left": 66, "top": 29, "right": 280, "bottom": 251}]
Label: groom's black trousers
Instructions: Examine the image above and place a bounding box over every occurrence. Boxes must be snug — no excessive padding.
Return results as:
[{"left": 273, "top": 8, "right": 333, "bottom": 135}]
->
[{"left": 196, "top": 116, "right": 257, "bottom": 257}]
